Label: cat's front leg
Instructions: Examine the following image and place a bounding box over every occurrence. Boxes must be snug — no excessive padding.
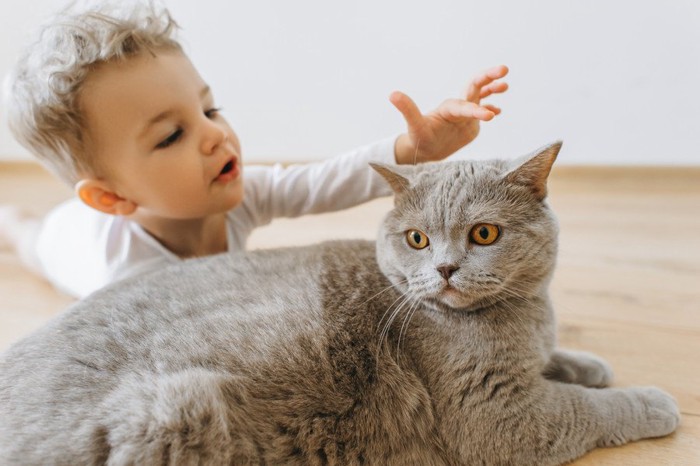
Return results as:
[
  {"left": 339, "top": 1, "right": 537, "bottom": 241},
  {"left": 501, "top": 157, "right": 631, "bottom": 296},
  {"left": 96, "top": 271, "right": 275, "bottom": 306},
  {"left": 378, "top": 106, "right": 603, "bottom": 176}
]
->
[
  {"left": 443, "top": 375, "right": 679, "bottom": 465},
  {"left": 543, "top": 349, "right": 614, "bottom": 388},
  {"left": 532, "top": 382, "right": 679, "bottom": 464}
]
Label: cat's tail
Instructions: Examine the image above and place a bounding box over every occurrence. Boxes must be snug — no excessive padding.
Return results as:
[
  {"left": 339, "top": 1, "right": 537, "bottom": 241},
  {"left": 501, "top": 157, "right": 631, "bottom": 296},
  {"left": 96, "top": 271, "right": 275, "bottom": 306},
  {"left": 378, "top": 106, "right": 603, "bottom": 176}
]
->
[{"left": 98, "top": 368, "right": 258, "bottom": 465}]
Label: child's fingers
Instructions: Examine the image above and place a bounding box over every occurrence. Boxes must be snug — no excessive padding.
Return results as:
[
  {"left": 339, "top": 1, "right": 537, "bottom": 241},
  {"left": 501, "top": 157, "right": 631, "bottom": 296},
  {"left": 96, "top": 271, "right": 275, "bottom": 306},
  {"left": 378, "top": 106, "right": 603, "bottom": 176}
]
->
[
  {"left": 442, "top": 100, "right": 495, "bottom": 121},
  {"left": 389, "top": 91, "right": 424, "bottom": 129},
  {"left": 465, "top": 64, "right": 509, "bottom": 102},
  {"left": 482, "top": 104, "right": 501, "bottom": 115},
  {"left": 479, "top": 81, "right": 509, "bottom": 99}
]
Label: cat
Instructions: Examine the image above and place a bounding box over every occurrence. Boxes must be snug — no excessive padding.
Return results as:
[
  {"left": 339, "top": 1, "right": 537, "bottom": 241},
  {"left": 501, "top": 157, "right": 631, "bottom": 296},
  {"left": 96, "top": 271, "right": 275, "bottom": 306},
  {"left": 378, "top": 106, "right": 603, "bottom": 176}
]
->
[{"left": 0, "top": 141, "right": 679, "bottom": 465}]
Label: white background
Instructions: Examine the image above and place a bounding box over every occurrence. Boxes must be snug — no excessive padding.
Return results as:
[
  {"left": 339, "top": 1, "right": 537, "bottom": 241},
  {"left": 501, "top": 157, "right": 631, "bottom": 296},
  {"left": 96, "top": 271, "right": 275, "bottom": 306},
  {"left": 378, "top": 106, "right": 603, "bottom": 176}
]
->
[{"left": 0, "top": 0, "right": 698, "bottom": 165}]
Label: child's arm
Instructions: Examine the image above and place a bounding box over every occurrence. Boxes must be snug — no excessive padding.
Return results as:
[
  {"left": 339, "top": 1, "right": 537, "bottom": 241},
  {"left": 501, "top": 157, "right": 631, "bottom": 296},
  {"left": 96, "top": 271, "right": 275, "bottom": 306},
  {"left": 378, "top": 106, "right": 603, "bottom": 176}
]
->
[
  {"left": 239, "top": 137, "right": 397, "bottom": 228},
  {"left": 240, "top": 66, "right": 509, "bottom": 228},
  {"left": 391, "top": 65, "right": 509, "bottom": 165}
]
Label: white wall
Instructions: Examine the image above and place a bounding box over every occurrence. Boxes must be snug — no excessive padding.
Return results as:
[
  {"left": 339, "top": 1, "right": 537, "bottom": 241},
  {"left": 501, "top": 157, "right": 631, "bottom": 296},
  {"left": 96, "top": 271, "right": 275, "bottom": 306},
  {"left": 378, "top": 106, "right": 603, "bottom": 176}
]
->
[{"left": 1, "top": 0, "right": 698, "bottom": 165}]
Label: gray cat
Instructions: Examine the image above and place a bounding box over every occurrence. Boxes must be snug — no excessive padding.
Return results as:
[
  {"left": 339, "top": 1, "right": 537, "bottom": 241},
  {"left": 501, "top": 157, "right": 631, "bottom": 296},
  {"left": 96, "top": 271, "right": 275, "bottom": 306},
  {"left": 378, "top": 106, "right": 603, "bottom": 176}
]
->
[{"left": 0, "top": 142, "right": 679, "bottom": 465}]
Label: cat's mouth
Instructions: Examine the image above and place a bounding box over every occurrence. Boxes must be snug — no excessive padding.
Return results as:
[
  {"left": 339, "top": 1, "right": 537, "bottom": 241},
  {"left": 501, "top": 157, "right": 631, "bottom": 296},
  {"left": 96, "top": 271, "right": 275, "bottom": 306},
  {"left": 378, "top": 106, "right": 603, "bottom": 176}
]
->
[
  {"left": 431, "top": 283, "right": 503, "bottom": 313},
  {"left": 427, "top": 293, "right": 497, "bottom": 314},
  {"left": 437, "top": 287, "right": 468, "bottom": 307},
  {"left": 441, "top": 284, "right": 460, "bottom": 295}
]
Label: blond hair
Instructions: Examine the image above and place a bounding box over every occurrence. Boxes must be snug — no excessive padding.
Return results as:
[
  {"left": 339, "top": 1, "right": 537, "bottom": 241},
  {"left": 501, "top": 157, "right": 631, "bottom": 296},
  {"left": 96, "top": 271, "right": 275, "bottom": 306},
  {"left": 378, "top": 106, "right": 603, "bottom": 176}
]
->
[{"left": 4, "top": 1, "right": 182, "bottom": 185}]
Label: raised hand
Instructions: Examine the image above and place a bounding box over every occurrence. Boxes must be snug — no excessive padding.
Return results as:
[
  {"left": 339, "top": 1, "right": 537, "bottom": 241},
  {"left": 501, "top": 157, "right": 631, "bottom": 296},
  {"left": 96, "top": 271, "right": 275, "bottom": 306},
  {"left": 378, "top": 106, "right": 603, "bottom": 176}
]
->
[{"left": 391, "top": 65, "right": 509, "bottom": 165}]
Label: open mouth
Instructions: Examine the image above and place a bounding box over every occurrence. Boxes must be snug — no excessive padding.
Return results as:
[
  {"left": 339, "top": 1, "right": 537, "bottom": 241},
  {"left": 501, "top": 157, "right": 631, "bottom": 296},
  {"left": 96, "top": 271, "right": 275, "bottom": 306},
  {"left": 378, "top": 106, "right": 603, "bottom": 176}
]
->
[
  {"left": 220, "top": 160, "right": 234, "bottom": 175},
  {"left": 214, "top": 157, "right": 239, "bottom": 183}
]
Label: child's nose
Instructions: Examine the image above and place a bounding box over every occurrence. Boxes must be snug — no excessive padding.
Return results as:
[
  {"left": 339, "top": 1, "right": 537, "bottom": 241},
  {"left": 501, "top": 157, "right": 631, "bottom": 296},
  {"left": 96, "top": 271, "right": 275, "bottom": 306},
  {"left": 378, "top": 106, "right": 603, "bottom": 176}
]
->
[{"left": 201, "top": 121, "right": 228, "bottom": 155}]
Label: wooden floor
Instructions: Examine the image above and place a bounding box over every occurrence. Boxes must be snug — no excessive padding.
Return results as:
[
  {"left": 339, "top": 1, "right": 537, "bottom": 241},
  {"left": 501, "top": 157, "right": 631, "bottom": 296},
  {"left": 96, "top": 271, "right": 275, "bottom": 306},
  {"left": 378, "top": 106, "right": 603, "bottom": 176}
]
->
[{"left": 1, "top": 162, "right": 699, "bottom": 465}]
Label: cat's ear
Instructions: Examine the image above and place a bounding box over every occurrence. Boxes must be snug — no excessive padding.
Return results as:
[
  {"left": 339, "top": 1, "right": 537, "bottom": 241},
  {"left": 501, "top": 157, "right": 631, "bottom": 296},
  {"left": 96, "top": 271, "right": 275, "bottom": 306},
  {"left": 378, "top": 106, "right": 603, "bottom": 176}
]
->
[
  {"left": 505, "top": 141, "right": 562, "bottom": 201},
  {"left": 370, "top": 163, "right": 413, "bottom": 195}
]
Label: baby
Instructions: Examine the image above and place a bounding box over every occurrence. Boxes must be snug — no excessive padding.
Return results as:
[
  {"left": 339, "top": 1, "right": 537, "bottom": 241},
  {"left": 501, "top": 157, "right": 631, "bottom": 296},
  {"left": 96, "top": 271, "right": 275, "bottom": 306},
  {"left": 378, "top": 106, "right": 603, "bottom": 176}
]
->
[{"left": 1, "top": 2, "right": 508, "bottom": 299}]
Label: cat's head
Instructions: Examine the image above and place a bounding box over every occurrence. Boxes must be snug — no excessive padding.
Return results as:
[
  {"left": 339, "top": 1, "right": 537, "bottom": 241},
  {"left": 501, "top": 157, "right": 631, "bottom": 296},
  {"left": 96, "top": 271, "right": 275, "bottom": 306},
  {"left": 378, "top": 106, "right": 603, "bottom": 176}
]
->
[{"left": 372, "top": 141, "right": 561, "bottom": 313}]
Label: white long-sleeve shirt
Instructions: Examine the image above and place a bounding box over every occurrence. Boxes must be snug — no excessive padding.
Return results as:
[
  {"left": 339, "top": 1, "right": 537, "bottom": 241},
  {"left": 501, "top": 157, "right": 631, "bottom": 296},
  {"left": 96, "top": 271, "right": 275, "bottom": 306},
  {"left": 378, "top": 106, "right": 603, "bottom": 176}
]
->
[{"left": 36, "top": 137, "right": 396, "bottom": 298}]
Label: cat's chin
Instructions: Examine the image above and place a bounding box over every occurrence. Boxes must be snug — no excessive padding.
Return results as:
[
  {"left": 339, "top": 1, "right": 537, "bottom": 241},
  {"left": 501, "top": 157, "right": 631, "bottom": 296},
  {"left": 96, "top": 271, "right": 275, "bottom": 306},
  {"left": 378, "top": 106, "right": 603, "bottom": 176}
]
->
[
  {"left": 428, "top": 278, "right": 524, "bottom": 313},
  {"left": 439, "top": 287, "right": 465, "bottom": 306},
  {"left": 425, "top": 289, "right": 493, "bottom": 314}
]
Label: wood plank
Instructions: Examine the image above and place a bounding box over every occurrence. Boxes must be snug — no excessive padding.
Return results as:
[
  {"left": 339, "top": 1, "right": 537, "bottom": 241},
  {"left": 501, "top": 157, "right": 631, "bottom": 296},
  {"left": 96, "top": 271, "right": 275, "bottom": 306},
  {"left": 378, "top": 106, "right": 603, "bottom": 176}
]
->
[{"left": 551, "top": 263, "right": 699, "bottom": 332}]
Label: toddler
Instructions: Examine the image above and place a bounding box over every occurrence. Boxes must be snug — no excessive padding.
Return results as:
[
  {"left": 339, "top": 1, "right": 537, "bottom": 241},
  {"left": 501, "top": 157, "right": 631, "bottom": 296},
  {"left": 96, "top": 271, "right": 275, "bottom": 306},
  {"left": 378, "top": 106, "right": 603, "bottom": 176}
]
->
[{"left": 0, "top": 2, "right": 508, "bottom": 299}]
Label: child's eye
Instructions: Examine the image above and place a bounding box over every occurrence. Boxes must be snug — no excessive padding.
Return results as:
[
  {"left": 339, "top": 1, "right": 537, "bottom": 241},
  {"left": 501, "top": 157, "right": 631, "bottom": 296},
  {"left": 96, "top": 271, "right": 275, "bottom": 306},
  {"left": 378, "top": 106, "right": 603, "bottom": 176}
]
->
[
  {"left": 155, "top": 128, "right": 183, "bottom": 149},
  {"left": 204, "top": 107, "right": 222, "bottom": 119}
]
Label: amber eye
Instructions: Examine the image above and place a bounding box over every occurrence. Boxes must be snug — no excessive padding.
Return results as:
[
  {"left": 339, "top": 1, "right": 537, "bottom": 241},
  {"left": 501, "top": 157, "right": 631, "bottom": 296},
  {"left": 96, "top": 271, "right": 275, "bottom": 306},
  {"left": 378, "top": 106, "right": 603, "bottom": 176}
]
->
[
  {"left": 406, "top": 229, "right": 430, "bottom": 249},
  {"left": 470, "top": 224, "right": 501, "bottom": 245}
]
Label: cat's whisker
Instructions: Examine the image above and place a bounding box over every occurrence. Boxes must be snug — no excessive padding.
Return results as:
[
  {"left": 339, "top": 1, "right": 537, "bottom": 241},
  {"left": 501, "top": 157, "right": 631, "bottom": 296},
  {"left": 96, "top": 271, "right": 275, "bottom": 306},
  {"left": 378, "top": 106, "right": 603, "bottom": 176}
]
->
[
  {"left": 496, "top": 297, "right": 528, "bottom": 329},
  {"left": 394, "top": 296, "right": 414, "bottom": 354},
  {"left": 396, "top": 295, "right": 421, "bottom": 364},
  {"left": 500, "top": 285, "right": 537, "bottom": 304},
  {"left": 497, "top": 292, "right": 536, "bottom": 332},
  {"left": 377, "top": 292, "right": 411, "bottom": 349},
  {"left": 376, "top": 287, "right": 412, "bottom": 334},
  {"left": 365, "top": 280, "right": 409, "bottom": 350},
  {"left": 498, "top": 287, "right": 527, "bottom": 302},
  {"left": 376, "top": 290, "right": 415, "bottom": 368},
  {"left": 361, "top": 278, "right": 407, "bottom": 307}
]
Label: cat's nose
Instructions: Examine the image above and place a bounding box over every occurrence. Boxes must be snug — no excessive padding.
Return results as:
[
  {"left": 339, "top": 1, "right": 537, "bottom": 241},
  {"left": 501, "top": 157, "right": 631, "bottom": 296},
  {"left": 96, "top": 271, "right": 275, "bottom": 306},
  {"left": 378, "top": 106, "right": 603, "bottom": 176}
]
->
[{"left": 437, "top": 264, "right": 460, "bottom": 281}]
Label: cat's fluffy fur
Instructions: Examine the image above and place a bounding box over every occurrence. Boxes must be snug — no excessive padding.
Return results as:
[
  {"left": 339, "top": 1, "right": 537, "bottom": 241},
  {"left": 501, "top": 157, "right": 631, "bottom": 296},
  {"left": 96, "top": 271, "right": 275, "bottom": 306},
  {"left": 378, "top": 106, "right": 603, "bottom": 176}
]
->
[{"left": 0, "top": 142, "right": 679, "bottom": 465}]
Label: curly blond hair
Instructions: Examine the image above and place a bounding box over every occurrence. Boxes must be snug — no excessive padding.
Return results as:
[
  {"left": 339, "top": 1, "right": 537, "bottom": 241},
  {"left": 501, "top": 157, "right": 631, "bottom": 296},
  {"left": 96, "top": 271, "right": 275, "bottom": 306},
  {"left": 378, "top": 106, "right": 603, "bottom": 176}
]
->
[{"left": 4, "top": 1, "right": 182, "bottom": 185}]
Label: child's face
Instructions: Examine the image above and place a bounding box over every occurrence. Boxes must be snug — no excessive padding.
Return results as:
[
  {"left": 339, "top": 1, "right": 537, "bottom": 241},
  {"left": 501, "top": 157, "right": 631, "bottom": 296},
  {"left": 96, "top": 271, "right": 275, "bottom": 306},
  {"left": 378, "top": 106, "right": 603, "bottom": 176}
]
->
[{"left": 80, "top": 50, "right": 243, "bottom": 220}]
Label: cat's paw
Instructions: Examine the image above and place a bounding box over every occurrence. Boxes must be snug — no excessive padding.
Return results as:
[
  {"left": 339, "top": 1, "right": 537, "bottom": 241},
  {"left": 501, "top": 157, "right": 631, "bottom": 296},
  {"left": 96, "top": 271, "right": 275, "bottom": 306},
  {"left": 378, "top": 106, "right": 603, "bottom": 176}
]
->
[
  {"left": 544, "top": 350, "right": 614, "bottom": 388},
  {"left": 597, "top": 387, "right": 680, "bottom": 448},
  {"left": 633, "top": 387, "right": 681, "bottom": 439},
  {"left": 571, "top": 352, "right": 614, "bottom": 388}
]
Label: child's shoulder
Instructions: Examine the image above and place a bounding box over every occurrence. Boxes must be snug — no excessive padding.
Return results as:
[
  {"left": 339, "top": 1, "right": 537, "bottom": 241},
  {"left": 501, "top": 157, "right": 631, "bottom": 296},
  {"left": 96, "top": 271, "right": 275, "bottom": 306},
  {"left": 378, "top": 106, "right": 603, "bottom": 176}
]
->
[{"left": 37, "top": 199, "right": 169, "bottom": 298}]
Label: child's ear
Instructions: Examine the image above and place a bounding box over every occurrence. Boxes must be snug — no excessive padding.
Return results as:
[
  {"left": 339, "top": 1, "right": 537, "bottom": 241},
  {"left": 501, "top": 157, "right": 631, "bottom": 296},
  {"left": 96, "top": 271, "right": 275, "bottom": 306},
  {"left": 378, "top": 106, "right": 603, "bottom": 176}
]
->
[{"left": 75, "top": 179, "right": 137, "bottom": 216}]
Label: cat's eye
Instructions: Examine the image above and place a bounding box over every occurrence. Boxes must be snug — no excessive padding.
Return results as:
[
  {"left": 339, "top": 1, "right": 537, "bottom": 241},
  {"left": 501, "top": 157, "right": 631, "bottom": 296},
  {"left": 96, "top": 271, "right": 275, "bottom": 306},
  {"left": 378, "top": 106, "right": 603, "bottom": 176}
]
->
[
  {"left": 406, "top": 229, "right": 430, "bottom": 249},
  {"left": 469, "top": 224, "right": 501, "bottom": 246}
]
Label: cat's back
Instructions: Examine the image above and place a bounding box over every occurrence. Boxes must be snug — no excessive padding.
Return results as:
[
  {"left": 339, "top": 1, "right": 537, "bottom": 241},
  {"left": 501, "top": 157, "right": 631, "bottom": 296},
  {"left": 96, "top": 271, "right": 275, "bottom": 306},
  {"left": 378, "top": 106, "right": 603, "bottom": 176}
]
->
[{"left": 0, "top": 239, "right": 381, "bottom": 463}]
